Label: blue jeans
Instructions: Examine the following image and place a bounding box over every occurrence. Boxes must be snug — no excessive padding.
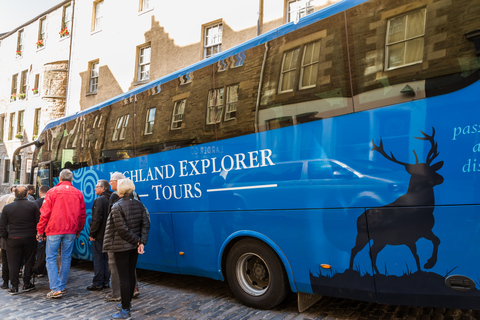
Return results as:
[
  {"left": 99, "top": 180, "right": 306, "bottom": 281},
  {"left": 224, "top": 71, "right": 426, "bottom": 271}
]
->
[
  {"left": 92, "top": 240, "right": 110, "bottom": 287},
  {"left": 46, "top": 234, "right": 76, "bottom": 292}
]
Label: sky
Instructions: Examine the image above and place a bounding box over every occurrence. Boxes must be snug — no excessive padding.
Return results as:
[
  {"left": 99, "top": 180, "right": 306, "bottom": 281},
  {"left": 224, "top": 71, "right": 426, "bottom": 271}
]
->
[{"left": 0, "top": 0, "right": 64, "bottom": 34}]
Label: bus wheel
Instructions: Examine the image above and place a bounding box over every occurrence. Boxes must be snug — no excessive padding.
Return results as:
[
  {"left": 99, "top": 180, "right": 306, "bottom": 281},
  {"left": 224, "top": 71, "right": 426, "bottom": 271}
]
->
[{"left": 226, "top": 238, "right": 289, "bottom": 309}]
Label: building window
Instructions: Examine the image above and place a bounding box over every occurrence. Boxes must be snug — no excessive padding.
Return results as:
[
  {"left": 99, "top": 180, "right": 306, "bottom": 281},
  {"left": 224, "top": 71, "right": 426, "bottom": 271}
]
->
[
  {"left": 139, "top": 0, "right": 151, "bottom": 11},
  {"left": 92, "top": 1, "right": 104, "bottom": 32},
  {"left": 112, "top": 115, "right": 129, "bottom": 141},
  {"left": 0, "top": 115, "right": 4, "bottom": 143},
  {"left": 386, "top": 9, "right": 426, "bottom": 70},
  {"left": 17, "top": 110, "right": 24, "bottom": 137},
  {"left": 11, "top": 74, "right": 18, "bottom": 100},
  {"left": 8, "top": 113, "right": 15, "bottom": 140},
  {"left": 33, "top": 108, "right": 41, "bottom": 136},
  {"left": 20, "top": 70, "right": 28, "bottom": 95},
  {"left": 204, "top": 23, "right": 222, "bottom": 59},
  {"left": 287, "top": 0, "right": 314, "bottom": 23},
  {"left": 279, "top": 47, "right": 300, "bottom": 93},
  {"left": 300, "top": 41, "right": 320, "bottom": 89},
  {"left": 17, "top": 29, "right": 24, "bottom": 54},
  {"left": 171, "top": 99, "right": 186, "bottom": 130},
  {"left": 137, "top": 46, "right": 151, "bottom": 82},
  {"left": 62, "top": 3, "right": 73, "bottom": 36},
  {"left": 38, "top": 17, "right": 46, "bottom": 47},
  {"left": 225, "top": 85, "right": 238, "bottom": 121},
  {"left": 144, "top": 108, "right": 156, "bottom": 135},
  {"left": 4, "top": 160, "right": 10, "bottom": 184},
  {"left": 206, "top": 88, "right": 224, "bottom": 124},
  {"left": 33, "top": 74, "right": 40, "bottom": 94},
  {"left": 89, "top": 61, "right": 99, "bottom": 93}
]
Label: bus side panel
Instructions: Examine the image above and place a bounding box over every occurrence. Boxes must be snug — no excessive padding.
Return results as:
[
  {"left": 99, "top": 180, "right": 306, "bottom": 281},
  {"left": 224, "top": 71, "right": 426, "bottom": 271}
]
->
[
  {"left": 171, "top": 208, "right": 377, "bottom": 301},
  {"left": 370, "top": 205, "right": 480, "bottom": 309}
]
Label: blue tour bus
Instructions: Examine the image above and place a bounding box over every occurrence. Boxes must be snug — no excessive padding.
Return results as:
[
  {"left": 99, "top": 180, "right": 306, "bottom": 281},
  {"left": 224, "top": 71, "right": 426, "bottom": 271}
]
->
[{"left": 17, "top": 0, "right": 480, "bottom": 311}]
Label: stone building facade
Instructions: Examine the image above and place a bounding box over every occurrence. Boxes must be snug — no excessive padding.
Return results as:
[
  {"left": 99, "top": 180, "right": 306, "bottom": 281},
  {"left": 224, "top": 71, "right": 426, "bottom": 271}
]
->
[{"left": 0, "top": 1, "right": 71, "bottom": 194}]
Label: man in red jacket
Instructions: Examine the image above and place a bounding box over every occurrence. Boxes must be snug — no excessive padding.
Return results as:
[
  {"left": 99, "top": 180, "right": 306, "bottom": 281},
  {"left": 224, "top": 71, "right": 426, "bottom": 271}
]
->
[{"left": 37, "top": 169, "right": 86, "bottom": 299}]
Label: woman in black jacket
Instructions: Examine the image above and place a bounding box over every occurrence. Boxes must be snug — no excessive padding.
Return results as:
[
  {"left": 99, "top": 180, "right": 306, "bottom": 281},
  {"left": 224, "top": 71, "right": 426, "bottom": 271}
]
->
[{"left": 103, "top": 178, "right": 150, "bottom": 319}]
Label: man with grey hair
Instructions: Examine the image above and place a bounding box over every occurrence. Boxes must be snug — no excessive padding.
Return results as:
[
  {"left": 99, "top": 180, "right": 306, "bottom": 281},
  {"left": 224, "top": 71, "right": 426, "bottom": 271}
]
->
[{"left": 37, "top": 169, "right": 86, "bottom": 299}]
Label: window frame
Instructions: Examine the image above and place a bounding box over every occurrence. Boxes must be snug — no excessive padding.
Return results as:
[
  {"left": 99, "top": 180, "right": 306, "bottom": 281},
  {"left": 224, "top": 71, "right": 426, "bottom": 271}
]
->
[
  {"left": 33, "top": 108, "right": 41, "bottom": 136},
  {"left": 278, "top": 47, "right": 300, "bottom": 93},
  {"left": 137, "top": 45, "right": 151, "bottom": 82},
  {"left": 92, "top": 0, "right": 104, "bottom": 32},
  {"left": 203, "top": 22, "right": 223, "bottom": 59},
  {"left": 0, "top": 114, "right": 4, "bottom": 144},
  {"left": 38, "top": 17, "right": 47, "bottom": 47},
  {"left": 171, "top": 99, "right": 186, "bottom": 130},
  {"left": 8, "top": 112, "right": 15, "bottom": 141},
  {"left": 33, "top": 74, "right": 40, "bottom": 95},
  {"left": 144, "top": 108, "right": 156, "bottom": 135},
  {"left": 61, "top": 3, "right": 73, "bottom": 37},
  {"left": 112, "top": 115, "right": 129, "bottom": 141},
  {"left": 89, "top": 60, "right": 99, "bottom": 93},
  {"left": 11, "top": 74, "right": 18, "bottom": 99},
  {"left": 139, "top": 0, "right": 152, "bottom": 12},
  {"left": 17, "top": 110, "right": 25, "bottom": 136},
  {"left": 385, "top": 9, "right": 426, "bottom": 70},
  {"left": 299, "top": 41, "right": 320, "bottom": 89},
  {"left": 206, "top": 88, "right": 224, "bottom": 125},
  {"left": 224, "top": 85, "right": 239, "bottom": 121},
  {"left": 20, "top": 70, "right": 28, "bottom": 95},
  {"left": 287, "top": 0, "right": 314, "bottom": 23},
  {"left": 17, "top": 29, "right": 24, "bottom": 54},
  {"left": 3, "top": 160, "right": 10, "bottom": 184}
]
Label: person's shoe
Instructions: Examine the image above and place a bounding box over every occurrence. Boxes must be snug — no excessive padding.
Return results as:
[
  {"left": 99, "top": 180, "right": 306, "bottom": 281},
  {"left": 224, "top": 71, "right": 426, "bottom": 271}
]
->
[
  {"left": 105, "top": 293, "right": 121, "bottom": 302},
  {"left": 1, "top": 282, "right": 8, "bottom": 289},
  {"left": 116, "top": 303, "right": 134, "bottom": 311},
  {"left": 133, "top": 286, "right": 139, "bottom": 298},
  {"left": 87, "top": 284, "right": 103, "bottom": 291},
  {"left": 46, "top": 290, "right": 62, "bottom": 299},
  {"left": 22, "top": 283, "right": 36, "bottom": 292},
  {"left": 61, "top": 288, "right": 66, "bottom": 293},
  {"left": 102, "top": 284, "right": 110, "bottom": 289},
  {"left": 36, "top": 274, "right": 45, "bottom": 278},
  {"left": 112, "top": 308, "right": 131, "bottom": 319},
  {"left": 8, "top": 287, "right": 20, "bottom": 295}
]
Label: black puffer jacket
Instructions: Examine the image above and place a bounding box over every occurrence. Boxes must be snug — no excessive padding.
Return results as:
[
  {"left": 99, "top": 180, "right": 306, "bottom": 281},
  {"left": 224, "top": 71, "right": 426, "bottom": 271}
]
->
[
  {"left": 103, "top": 194, "right": 150, "bottom": 252},
  {"left": 89, "top": 190, "right": 112, "bottom": 240}
]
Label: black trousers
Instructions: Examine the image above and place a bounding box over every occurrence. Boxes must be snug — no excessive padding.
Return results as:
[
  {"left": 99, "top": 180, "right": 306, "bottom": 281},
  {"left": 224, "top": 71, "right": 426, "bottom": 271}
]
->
[
  {"left": 114, "top": 249, "right": 139, "bottom": 311},
  {"left": 6, "top": 237, "right": 36, "bottom": 288},
  {"left": 1, "top": 246, "right": 8, "bottom": 284}
]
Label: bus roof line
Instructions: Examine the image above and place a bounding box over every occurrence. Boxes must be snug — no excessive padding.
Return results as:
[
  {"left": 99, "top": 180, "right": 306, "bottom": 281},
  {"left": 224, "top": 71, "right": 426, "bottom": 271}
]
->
[{"left": 42, "top": 0, "right": 368, "bottom": 133}]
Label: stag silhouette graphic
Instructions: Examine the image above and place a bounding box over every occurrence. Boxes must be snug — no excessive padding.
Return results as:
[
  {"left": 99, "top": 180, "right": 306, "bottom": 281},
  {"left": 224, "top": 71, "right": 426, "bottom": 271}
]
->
[{"left": 349, "top": 128, "right": 443, "bottom": 274}]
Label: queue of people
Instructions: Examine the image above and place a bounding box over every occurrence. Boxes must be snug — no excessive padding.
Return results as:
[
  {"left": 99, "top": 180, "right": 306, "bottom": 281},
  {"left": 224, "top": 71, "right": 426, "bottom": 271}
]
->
[{"left": 0, "top": 170, "right": 150, "bottom": 320}]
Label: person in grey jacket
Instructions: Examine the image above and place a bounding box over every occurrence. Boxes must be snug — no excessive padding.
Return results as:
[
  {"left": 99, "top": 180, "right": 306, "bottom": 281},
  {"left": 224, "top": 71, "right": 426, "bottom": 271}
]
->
[{"left": 103, "top": 178, "right": 150, "bottom": 319}]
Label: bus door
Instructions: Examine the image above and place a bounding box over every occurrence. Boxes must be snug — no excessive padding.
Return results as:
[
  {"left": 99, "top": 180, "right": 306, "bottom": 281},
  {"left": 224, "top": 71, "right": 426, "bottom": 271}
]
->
[{"left": 32, "top": 161, "right": 53, "bottom": 194}]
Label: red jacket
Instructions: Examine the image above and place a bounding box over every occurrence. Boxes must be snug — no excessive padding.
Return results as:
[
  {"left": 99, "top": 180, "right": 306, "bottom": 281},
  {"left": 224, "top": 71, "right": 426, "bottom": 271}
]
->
[{"left": 37, "top": 181, "right": 87, "bottom": 236}]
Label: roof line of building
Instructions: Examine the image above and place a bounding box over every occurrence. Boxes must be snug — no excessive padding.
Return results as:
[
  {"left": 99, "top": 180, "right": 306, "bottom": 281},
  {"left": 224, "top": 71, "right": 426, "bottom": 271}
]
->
[{"left": 0, "top": 0, "right": 71, "bottom": 40}]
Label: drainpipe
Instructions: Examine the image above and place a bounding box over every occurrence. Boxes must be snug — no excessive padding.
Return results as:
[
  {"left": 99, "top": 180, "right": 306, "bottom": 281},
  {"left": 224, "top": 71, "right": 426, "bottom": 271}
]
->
[
  {"left": 257, "top": 0, "right": 264, "bottom": 36},
  {"left": 255, "top": 41, "right": 268, "bottom": 133}
]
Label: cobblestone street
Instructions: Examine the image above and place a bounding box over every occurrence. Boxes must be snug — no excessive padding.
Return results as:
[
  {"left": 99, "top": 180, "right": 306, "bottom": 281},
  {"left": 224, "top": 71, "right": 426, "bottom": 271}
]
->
[{"left": 0, "top": 260, "right": 477, "bottom": 320}]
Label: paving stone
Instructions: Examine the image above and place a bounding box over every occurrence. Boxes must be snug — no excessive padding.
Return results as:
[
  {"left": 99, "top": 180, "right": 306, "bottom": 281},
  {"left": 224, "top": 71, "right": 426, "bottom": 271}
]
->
[{"left": 0, "top": 260, "right": 475, "bottom": 319}]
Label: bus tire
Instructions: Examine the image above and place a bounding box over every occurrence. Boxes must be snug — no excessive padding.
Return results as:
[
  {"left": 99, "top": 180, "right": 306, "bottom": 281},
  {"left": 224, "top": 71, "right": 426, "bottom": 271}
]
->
[{"left": 226, "top": 238, "right": 289, "bottom": 309}]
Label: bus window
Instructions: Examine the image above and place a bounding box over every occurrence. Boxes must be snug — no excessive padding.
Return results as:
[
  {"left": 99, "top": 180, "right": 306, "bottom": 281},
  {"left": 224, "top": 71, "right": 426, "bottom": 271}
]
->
[{"left": 258, "top": 12, "right": 353, "bottom": 132}]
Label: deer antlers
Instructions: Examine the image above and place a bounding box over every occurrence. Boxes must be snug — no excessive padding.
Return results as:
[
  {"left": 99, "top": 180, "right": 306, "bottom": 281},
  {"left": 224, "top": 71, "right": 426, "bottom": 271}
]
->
[
  {"left": 372, "top": 127, "right": 439, "bottom": 166},
  {"left": 371, "top": 139, "right": 409, "bottom": 166},
  {"left": 414, "top": 127, "right": 440, "bottom": 165}
]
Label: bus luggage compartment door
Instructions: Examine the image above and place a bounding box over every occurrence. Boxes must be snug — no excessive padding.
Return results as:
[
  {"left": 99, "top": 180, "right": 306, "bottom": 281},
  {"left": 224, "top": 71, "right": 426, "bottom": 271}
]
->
[{"left": 362, "top": 205, "right": 480, "bottom": 310}]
